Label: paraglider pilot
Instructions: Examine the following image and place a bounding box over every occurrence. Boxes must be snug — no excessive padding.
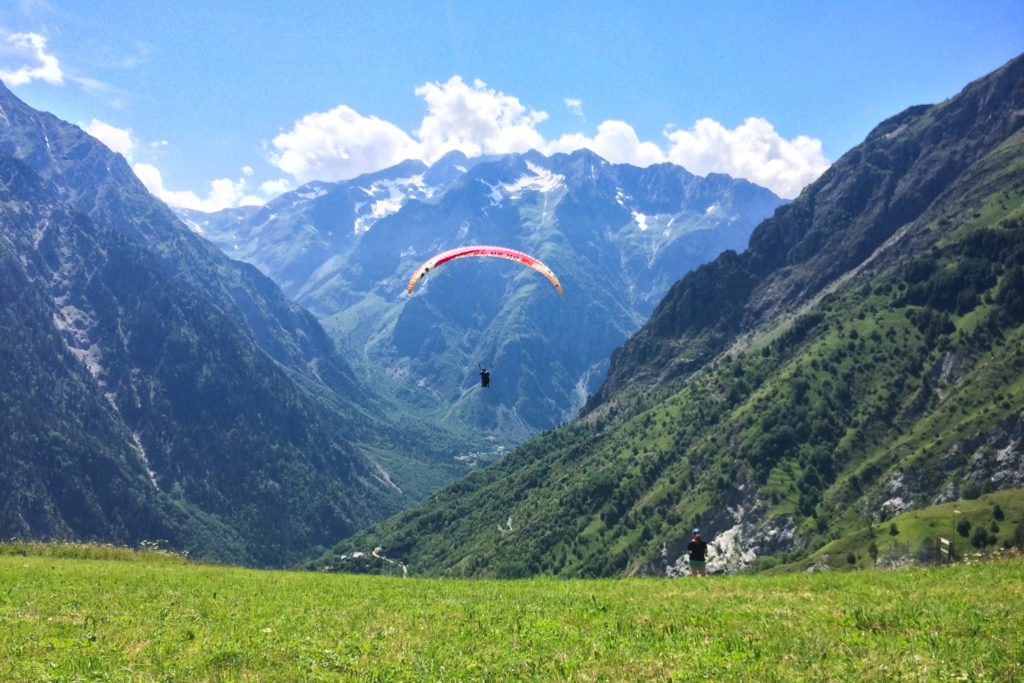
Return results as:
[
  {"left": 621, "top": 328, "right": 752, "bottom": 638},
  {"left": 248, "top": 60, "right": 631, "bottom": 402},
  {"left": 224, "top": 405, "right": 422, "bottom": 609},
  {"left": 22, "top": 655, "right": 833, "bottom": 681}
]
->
[{"left": 479, "top": 367, "right": 491, "bottom": 388}]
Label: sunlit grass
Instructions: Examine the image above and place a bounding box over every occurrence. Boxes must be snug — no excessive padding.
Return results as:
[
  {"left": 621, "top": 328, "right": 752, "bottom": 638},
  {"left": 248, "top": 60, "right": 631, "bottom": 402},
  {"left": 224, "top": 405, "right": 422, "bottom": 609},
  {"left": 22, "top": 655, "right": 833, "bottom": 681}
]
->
[{"left": 2, "top": 543, "right": 1021, "bottom": 680}]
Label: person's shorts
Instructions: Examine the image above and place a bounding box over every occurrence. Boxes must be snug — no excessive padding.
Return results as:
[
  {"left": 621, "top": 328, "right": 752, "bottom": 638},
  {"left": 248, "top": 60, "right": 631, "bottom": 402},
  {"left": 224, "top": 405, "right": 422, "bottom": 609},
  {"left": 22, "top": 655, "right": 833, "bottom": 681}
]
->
[{"left": 689, "top": 560, "right": 706, "bottom": 568}]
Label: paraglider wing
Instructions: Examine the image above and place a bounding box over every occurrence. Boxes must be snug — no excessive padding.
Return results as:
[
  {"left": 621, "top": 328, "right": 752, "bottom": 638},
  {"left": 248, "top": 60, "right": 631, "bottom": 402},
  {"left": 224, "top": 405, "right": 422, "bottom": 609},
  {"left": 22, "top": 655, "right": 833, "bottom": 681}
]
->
[{"left": 406, "top": 245, "right": 563, "bottom": 296}]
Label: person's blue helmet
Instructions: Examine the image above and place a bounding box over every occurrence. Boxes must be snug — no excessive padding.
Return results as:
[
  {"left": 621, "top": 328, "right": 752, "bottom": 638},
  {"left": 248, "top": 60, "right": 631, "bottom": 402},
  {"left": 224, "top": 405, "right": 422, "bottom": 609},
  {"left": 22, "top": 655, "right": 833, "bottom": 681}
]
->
[{"left": 692, "top": 528, "right": 700, "bottom": 534}]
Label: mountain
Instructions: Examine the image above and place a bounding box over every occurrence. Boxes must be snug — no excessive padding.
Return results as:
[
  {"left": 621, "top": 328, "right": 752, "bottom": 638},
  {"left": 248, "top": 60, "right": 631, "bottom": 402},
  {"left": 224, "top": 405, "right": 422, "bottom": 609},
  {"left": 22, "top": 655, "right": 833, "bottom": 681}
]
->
[
  {"left": 182, "top": 150, "right": 785, "bottom": 444},
  {"left": 178, "top": 151, "right": 490, "bottom": 299},
  {"left": 0, "top": 82, "right": 459, "bottom": 567},
  {"left": 317, "top": 54, "right": 1024, "bottom": 578}
]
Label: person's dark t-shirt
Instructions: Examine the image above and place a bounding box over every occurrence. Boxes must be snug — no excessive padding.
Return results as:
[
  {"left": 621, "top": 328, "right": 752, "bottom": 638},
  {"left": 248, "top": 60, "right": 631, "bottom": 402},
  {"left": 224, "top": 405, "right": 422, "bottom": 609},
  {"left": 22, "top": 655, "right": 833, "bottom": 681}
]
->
[{"left": 687, "top": 539, "right": 707, "bottom": 562}]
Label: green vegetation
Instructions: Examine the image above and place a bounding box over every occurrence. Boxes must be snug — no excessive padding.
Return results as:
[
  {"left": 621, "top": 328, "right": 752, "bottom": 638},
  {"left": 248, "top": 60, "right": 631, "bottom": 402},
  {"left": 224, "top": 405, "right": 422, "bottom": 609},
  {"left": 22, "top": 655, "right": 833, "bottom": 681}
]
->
[
  {"left": 762, "top": 489, "right": 1024, "bottom": 573},
  {"left": 0, "top": 540, "right": 191, "bottom": 565},
  {"left": 2, "top": 544, "right": 1021, "bottom": 681}
]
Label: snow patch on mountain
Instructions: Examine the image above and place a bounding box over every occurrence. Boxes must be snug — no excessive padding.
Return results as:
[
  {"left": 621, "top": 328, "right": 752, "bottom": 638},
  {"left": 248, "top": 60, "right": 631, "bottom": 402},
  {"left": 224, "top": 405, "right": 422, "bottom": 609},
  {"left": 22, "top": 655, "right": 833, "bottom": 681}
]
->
[
  {"left": 354, "top": 174, "right": 437, "bottom": 233},
  {"left": 504, "top": 162, "right": 565, "bottom": 197},
  {"left": 358, "top": 174, "right": 433, "bottom": 201},
  {"left": 353, "top": 200, "right": 396, "bottom": 232},
  {"left": 181, "top": 217, "right": 204, "bottom": 235},
  {"left": 375, "top": 198, "right": 403, "bottom": 214},
  {"left": 632, "top": 211, "right": 649, "bottom": 231},
  {"left": 479, "top": 179, "right": 503, "bottom": 206},
  {"left": 296, "top": 186, "right": 328, "bottom": 201}
]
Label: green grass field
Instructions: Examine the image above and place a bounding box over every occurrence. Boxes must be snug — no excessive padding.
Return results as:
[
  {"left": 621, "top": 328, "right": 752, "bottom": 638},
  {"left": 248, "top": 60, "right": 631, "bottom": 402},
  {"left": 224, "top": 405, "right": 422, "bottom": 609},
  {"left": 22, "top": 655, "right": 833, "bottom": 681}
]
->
[{"left": 2, "top": 543, "right": 1021, "bottom": 681}]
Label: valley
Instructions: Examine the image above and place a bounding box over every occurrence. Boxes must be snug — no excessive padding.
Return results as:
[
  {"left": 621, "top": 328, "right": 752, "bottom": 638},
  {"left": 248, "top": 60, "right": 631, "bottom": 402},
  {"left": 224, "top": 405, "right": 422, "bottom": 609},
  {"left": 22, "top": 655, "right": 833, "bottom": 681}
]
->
[{"left": 1, "top": 51, "right": 1023, "bottom": 579}]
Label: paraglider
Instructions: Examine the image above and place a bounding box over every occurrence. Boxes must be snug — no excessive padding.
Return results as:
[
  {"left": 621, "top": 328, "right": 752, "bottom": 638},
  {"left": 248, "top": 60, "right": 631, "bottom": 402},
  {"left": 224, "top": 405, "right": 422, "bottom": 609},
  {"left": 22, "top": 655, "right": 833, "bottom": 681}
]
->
[
  {"left": 407, "top": 245, "right": 561, "bottom": 391},
  {"left": 406, "top": 245, "right": 563, "bottom": 296}
]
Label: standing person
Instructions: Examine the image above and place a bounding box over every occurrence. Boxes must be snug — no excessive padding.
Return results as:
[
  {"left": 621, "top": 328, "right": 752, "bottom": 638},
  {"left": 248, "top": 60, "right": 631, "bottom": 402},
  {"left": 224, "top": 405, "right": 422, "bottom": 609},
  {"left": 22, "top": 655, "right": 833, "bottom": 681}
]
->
[{"left": 687, "top": 528, "right": 708, "bottom": 577}]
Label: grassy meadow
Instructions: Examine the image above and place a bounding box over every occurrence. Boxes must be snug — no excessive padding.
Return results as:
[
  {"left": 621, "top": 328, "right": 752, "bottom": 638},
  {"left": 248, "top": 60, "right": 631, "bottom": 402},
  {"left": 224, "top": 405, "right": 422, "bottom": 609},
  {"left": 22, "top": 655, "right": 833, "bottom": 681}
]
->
[{"left": 1, "top": 543, "right": 1022, "bottom": 681}]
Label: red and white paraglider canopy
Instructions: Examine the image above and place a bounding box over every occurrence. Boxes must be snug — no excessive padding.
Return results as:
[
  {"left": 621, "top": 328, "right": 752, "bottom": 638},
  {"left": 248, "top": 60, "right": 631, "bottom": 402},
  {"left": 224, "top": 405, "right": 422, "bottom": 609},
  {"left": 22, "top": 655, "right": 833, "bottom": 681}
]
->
[{"left": 407, "top": 245, "right": 563, "bottom": 296}]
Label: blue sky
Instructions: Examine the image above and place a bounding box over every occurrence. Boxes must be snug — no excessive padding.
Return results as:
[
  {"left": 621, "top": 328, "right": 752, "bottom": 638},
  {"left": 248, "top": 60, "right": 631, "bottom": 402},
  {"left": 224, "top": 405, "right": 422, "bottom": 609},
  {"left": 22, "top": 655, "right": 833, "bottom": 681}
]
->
[{"left": 1, "top": 1, "right": 1021, "bottom": 210}]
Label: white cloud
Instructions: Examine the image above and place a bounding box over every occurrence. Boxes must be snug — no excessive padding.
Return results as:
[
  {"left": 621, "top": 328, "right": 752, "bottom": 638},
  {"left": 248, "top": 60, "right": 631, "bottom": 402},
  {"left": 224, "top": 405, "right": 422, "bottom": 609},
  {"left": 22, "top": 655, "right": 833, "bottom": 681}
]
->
[
  {"left": 134, "top": 163, "right": 264, "bottom": 212},
  {"left": 83, "top": 119, "right": 135, "bottom": 159},
  {"left": 83, "top": 121, "right": 281, "bottom": 211},
  {"left": 414, "top": 76, "right": 548, "bottom": 163},
  {"left": 665, "top": 117, "right": 829, "bottom": 199},
  {"left": 550, "top": 120, "right": 666, "bottom": 167},
  {"left": 0, "top": 32, "right": 63, "bottom": 86},
  {"left": 269, "top": 105, "right": 420, "bottom": 185},
  {"left": 268, "top": 76, "right": 551, "bottom": 185},
  {"left": 266, "top": 77, "right": 828, "bottom": 203},
  {"left": 260, "top": 178, "right": 292, "bottom": 197},
  {"left": 69, "top": 75, "right": 128, "bottom": 107}
]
